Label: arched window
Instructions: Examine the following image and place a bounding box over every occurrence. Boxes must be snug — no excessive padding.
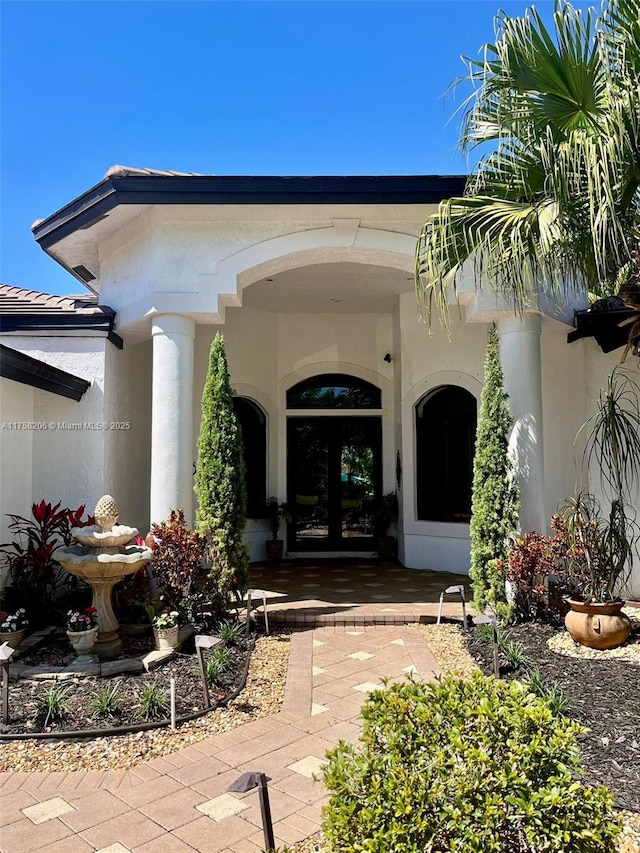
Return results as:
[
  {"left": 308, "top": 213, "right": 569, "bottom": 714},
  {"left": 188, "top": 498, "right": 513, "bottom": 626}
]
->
[
  {"left": 233, "top": 397, "right": 267, "bottom": 518},
  {"left": 415, "top": 386, "right": 476, "bottom": 522},
  {"left": 287, "top": 374, "right": 381, "bottom": 409}
]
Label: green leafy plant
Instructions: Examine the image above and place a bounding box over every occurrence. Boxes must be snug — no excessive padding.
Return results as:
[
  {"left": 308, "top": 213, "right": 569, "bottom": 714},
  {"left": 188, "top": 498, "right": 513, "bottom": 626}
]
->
[
  {"left": 524, "top": 668, "right": 570, "bottom": 717},
  {"left": 264, "top": 497, "right": 291, "bottom": 541},
  {"left": 206, "top": 646, "right": 231, "bottom": 685},
  {"left": 502, "top": 638, "right": 526, "bottom": 669},
  {"left": 90, "top": 683, "right": 121, "bottom": 718},
  {"left": 475, "top": 622, "right": 496, "bottom": 645},
  {"left": 470, "top": 325, "right": 520, "bottom": 613},
  {"left": 194, "top": 332, "right": 249, "bottom": 596},
  {"left": 38, "top": 684, "right": 71, "bottom": 727},
  {"left": 323, "top": 672, "right": 620, "bottom": 852},
  {"left": 415, "top": 0, "right": 640, "bottom": 345},
  {"left": 137, "top": 684, "right": 169, "bottom": 721},
  {"left": 152, "top": 610, "right": 179, "bottom": 630},
  {"left": 559, "top": 368, "right": 640, "bottom": 602},
  {"left": 216, "top": 619, "right": 243, "bottom": 646}
]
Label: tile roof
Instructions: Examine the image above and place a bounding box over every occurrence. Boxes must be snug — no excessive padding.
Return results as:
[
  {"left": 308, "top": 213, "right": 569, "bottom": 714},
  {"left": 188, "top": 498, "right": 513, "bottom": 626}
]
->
[
  {"left": 103, "top": 164, "right": 204, "bottom": 178},
  {"left": 0, "top": 284, "right": 107, "bottom": 317}
]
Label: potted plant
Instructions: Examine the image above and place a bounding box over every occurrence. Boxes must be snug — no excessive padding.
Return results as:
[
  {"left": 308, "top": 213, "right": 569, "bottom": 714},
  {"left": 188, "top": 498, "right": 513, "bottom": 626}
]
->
[
  {"left": 66, "top": 606, "right": 98, "bottom": 661},
  {"left": 0, "top": 608, "right": 28, "bottom": 649},
  {"left": 373, "top": 492, "right": 399, "bottom": 560},
  {"left": 560, "top": 368, "right": 640, "bottom": 649},
  {"left": 152, "top": 609, "right": 180, "bottom": 650},
  {"left": 264, "top": 497, "right": 291, "bottom": 561}
]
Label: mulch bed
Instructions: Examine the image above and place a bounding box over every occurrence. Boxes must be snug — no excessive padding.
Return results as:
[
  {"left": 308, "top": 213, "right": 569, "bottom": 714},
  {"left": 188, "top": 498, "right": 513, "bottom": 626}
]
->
[
  {"left": 467, "top": 620, "right": 640, "bottom": 813},
  {"left": 1, "top": 631, "right": 252, "bottom": 736}
]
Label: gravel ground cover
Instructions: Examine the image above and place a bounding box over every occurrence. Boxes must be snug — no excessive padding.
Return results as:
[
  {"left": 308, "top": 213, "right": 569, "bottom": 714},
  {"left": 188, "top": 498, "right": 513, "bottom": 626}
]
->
[{"left": 0, "top": 630, "right": 290, "bottom": 772}]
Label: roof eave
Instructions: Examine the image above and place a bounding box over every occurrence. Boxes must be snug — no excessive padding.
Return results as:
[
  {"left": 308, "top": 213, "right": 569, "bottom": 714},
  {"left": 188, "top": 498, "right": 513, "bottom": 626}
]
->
[{"left": 32, "top": 174, "right": 467, "bottom": 251}]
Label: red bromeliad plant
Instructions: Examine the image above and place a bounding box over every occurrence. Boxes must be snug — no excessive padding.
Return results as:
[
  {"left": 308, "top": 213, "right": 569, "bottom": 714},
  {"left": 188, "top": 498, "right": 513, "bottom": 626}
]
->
[
  {"left": 501, "top": 518, "right": 569, "bottom": 621},
  {"left": 148, "top": 509, "right": 204, "bottom": 612},
  {"left": 0, "top": 501, "right": 94, "bottom": 615}
]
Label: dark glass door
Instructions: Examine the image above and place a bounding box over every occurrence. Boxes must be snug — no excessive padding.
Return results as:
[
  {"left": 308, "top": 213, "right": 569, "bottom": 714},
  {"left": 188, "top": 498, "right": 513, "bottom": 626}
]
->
[{"left": 287, "top": 417, "right": 382, "bottom": 550}]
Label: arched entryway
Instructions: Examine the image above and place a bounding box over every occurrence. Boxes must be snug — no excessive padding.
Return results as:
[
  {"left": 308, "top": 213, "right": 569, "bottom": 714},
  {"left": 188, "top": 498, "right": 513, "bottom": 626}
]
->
[{"left": 286, "top": 374, "right": 383, "bottom": 551}]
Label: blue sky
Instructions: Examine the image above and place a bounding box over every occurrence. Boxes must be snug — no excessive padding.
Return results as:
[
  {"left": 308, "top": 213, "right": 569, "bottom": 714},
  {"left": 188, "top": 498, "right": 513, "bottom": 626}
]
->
[{"left": 1, "top": 0, "right": 592, "bottom": 296}]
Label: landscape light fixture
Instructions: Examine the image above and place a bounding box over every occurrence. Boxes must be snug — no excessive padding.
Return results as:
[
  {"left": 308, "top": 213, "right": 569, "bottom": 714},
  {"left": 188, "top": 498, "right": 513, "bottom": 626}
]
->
[
  {"left": 437, "top": 584, "right": 467, "bottom": 632},
  {"left": 0, "top": 642, "right": 16, "bottom": 725},
  {"left": 228, "top": 771, "right": 275, "bottom": 851},
  {"left": 194, "top": 634, "right": 222, "bottom": 709},
  {"left": 473, "top": 614, "right": 500, "bottom": 678}
]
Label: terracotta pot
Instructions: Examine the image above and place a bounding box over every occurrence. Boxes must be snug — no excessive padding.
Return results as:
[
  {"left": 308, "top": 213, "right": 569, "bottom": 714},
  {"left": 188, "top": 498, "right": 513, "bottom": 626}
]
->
[
  {"left": 376, "top": 535, "right": 396, "bottom": 560},
  {"left": 0, "top": 628, "right": 25, "bottom": 650},
  {"left": 564, "top": 597, "right": 631, "bottom": 650},
  {"left": 266, "top": 539, "right": 284, "bottom": 561},
  {"left": 67, "top": 627, "right": 98, "bottom": 662},
  {"left": 153, "top": 625, "right": 179, "bottom": 650}
]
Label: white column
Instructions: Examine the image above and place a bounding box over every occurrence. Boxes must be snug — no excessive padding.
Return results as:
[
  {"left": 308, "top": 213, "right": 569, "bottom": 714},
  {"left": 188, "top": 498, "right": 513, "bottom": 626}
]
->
[
  {"left": 150, "top": 314, "right": 195, "bottom": 526},
  {"left": 498, "top": 314, "right": 545, "bottom": 533}
]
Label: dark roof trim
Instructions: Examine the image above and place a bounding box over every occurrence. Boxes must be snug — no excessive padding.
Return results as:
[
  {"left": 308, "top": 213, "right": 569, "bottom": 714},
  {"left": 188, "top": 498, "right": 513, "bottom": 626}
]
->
[
  {"left": 568, "top": 296, "right": 638, "bottom": 353},
  {"left": 32, "top": 174, "right": 467, "bottom": 250},
  {"left": 0, "top": 344, "right": 91, "bottom": 401},
  {"left": 0, "top": 315, "right": 123, "bottom": 349}
]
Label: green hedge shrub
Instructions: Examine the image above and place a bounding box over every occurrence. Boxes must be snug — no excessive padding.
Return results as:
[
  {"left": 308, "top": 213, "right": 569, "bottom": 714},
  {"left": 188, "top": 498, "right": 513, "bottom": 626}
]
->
[{"left": 322, "top": 672, "right": 620, "bottom": 853}]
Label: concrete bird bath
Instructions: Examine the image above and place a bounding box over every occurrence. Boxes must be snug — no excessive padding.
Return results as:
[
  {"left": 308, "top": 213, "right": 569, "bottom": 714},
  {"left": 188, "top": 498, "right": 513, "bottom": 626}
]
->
[{"left": 57, "top": 496, "right": 153, "bottom": 659}]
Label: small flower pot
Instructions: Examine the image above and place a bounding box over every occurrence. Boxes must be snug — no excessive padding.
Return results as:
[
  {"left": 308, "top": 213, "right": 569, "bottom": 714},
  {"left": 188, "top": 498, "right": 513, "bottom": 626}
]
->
[
  {"left": 67, "top": 627, "right": 98, "bottom": 662},
  {"left": 153, "top": 625, "right": 179, "bottom": 650},
  {"left": 0, "top": 629, "right": 26, "bottom": 650}
]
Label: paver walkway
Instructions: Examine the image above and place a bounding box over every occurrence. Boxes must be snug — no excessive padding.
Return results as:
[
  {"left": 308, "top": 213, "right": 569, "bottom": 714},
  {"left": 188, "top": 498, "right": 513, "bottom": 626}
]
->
[
  {"left": 250, "top": 561, "right": 472, "bottom": 626},
  {"left": 0, "top": 626, "right": 441, "bottom": 853}
]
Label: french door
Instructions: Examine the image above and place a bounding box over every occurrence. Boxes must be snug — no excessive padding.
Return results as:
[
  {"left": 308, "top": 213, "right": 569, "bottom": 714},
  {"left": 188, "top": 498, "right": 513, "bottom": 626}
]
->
[{"left": 287, "top": 416, "right": 382, "bottom": 550}]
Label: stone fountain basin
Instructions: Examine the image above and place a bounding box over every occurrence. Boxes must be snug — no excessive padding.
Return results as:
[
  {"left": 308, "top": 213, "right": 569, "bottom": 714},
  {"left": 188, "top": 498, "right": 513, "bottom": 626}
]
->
[
  {"left": 57, "top": 545, "right": 153, "bottom": 582},
  {"left": 71, "top": 525, "right": 140, "bottom": 548}
]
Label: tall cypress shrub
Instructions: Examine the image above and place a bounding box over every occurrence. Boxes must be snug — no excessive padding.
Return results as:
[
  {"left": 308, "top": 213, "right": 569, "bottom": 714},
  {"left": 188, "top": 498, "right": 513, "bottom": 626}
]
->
[
  {"left": 195, "top": 332, "right": 249, "bottom": 595},
  {"left": 470, "top": 324, "right": 519, "bottom": 612}
]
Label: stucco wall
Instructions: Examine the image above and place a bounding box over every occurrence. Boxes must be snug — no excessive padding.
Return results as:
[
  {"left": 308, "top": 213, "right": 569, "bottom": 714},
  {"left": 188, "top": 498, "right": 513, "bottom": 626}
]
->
[
  {"left": 2, "top": 337, "right": 108, "bottom": 514},
  {"left": 583, "top": 346, "right": 640, "bottom": 598},
  {"left": 194, "top": 307, "right": 394, "bottom": 561},
  {"left": 0, "top": 377, "right": 34, "bottom": 584},
  {"left": 399, "top": 292, "right": 486, "bottom": 573}
]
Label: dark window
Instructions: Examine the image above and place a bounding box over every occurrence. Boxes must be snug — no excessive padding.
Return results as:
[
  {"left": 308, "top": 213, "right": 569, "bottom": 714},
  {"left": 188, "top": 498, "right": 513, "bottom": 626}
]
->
[
  {"left": 233, "top": 397, "right": 267, "bottom": 518},
  {"left": 415, "top": 386, "right": 476, "bottom": 522},
  {"left": 287, "top": 374, "right": 381, "bottom": 409}
]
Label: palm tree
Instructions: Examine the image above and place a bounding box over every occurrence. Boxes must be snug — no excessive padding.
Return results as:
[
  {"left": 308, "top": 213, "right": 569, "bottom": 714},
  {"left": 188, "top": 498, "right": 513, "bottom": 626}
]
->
[{"left": 415, "top": 0, "right": 640, "bottom": 352}]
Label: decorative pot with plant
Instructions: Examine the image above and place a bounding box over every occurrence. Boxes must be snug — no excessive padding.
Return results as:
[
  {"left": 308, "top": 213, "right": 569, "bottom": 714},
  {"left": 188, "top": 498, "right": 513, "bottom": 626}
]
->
[
  {"left": 66, "top": 606, "right": 98, "bottom": 661},
  {"left": 152, "top": 610, "right": 180, "bottom": 650},
  {"left": 0, "top": 608, "right": 28, "bottom": 649},
  {"left": 560, "top": 368, "right": 640, "bottom": 650},
  {"left": 373, "top": 492, "right": 399, "bottom": 560},
  {"left": 264, "top": 497, "right": 291, "bottom": 561}
]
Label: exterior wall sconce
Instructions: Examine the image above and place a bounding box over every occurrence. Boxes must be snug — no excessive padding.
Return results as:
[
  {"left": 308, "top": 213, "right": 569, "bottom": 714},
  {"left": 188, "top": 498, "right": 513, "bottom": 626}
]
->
[
  {"left": 383, "top": 353, "right": 392, "bottom": 363},
  {"left": 228, "top": 771, "right": 275, "bottom": 851}
]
